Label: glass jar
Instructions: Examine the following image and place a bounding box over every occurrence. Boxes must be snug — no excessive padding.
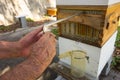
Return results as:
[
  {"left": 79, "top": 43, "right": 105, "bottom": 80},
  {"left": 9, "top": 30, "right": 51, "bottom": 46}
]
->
[{"left": 71, "top": 50, "right": 87, "bottom": 78}]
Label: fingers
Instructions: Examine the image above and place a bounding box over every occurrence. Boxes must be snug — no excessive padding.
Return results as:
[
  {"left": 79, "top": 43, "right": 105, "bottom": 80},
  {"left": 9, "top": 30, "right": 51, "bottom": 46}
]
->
[
  {"left": 32, "top": 33, "right": 56, "bottom": 65},
  {"left": 48, "top": 33, "right": 56, "bottom": 49},
  {"left": 29, "top": 26, "right": 44, "bottom": 42},
  {"left": 35, "top": 31, "right": 44, "bottom": 42},
  {"left": 28, "top": 26, "right": 43, "bottom": 37},
  {"left": 47, "top": 33, "right": 56, "bottom": 57},
  {"left": 34, "top": 26, "right": 44, "bottom": 34},
  {"left": 40, "top": 32, "right": 56, "bottom": 57},
  {"left": 37, "top": 32, "right": 50, "bottom": 44},
  {"left": 29, "top": 32, "right": 56, "bottom": 64},
  {"left": 49, "top": 32, "right": 56, "bottom": 38},
  {"left": 31, "top": 32, "right": 50, "bottom": 51},
  {"left": 49, "top": 35, "right": 56, "bottom": 51},
  {"left": 31, "top": 32, "right": 56, "bottom": 55},
  {"left": 19, "top": 26, "right": 44, "bottom": 43},
  {"left": 44, "top": 32, "right": 56, "bottom": 61}
]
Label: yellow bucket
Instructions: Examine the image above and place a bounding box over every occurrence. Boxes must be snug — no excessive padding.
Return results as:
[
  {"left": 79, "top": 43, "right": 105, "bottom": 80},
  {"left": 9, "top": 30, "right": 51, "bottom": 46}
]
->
[{"left": 47, "top": 8, "right": 57, "bottom": 16}]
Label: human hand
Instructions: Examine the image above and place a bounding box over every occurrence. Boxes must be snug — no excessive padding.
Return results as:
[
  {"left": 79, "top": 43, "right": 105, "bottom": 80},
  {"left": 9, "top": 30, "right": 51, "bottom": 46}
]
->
[
  {"left": 0, "top": 26, "right": 52, "bottom": 59},
  {"left": 19, "top": 26, "right": 43, "bottom": 48},
  {"left": 30, "top": 32, "right": 56, "bottom": 63},
  {"left": 18, "top": 26, "right": 44, "bottom": 57},
  {"left": 0, "top": 32, "right": 56, "bottom": 80}
]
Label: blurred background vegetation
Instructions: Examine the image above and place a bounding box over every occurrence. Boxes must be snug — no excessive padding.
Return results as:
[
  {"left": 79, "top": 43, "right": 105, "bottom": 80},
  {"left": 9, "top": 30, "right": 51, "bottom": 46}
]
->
[
  {"left": 115, "top": 27, "right": 120, "bottom": 47},
  {"left": 112, "top": 27, "right": 120, "bottom": 71}
]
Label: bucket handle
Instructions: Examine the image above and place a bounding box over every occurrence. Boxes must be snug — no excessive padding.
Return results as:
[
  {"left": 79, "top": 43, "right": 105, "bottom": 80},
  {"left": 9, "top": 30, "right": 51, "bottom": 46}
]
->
[{"left": 74, "top": 56, "right": 89, "bottom": 63}]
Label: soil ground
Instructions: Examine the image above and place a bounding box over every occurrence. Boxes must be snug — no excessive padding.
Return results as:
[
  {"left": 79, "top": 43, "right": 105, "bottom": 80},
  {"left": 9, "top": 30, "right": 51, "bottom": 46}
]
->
[{"left": 0, "top": 20, "right": 45, "bottom": 33}]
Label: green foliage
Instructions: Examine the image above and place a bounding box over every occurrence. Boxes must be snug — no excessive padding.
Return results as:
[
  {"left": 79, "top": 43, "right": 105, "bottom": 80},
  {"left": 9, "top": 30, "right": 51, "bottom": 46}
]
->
[
  {"left": 26, "top": 18, "right": 34, "bottom": 22},
  {"left": 51, "top": 28, "right": 59, "bottom": 38},
  {"left": 112, "top": 56, "right": 120, "bottom": 66},
  {"left": 111, "top": 56, "right": 120, "bottom": 70},
  {"left": 115, "top": 27, "right": 120, "bottom": 48},
  {"left": 112, "top": 27, "right": 120, "bottom": 71},
  {"left": 0, "top": 25, "right": 10, "bottom": 31}
]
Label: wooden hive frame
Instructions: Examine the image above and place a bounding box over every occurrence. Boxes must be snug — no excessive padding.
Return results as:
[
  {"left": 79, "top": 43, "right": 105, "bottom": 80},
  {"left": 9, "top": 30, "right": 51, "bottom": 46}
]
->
[{"left": 57, "top": 3, "right": 120, "bottom": 47}]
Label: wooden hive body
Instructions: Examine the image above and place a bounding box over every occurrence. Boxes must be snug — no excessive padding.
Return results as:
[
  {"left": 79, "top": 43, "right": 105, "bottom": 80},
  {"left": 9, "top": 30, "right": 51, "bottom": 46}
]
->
[{"left": 57, "top": 2, "right": 120, "bottom": 47}]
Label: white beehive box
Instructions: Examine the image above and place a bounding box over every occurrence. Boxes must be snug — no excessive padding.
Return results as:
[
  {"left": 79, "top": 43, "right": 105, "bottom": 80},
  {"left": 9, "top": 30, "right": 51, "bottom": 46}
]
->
[
  {"left": 57, "top": 0, "right": 120, "bottom": 79},
  {"left": 59, "top": 31, "right": 117, "bottom": 79},
  {"left": 57, "top": 0, "right": 120, "bottom": 5}
]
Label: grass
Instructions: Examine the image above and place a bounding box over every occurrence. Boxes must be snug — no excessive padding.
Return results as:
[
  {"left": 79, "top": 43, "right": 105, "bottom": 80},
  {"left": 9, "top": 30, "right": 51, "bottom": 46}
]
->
[
  {"left": 111, "top": 55, "right": 120, "bottom": 71},
  {"left": 26, "top": 18, "right": 34, "bottom": 22},
  {"left": 0, "top": 25, "right": 10, "bottom": 31},
  {"left": 115, "top": 27, "right": 120, "bottom": 48}
]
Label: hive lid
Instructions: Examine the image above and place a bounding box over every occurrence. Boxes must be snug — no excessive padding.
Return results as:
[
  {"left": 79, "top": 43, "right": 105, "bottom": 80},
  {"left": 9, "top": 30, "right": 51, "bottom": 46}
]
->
[{"left": 57, "top": 0, "right": 120, "bottom": 5}]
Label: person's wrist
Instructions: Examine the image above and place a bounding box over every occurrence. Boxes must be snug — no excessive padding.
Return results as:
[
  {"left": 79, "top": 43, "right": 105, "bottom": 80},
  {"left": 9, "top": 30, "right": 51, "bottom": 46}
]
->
[
  {"left": 18, "top": 41, "right": 33, "bottom": 57},
  {"left": 15, "top": 41, "right": 23, "bottom": 51}
]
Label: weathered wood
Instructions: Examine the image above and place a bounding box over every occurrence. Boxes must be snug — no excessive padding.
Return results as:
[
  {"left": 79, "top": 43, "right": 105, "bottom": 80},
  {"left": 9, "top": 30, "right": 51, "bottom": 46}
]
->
[
  {"left": 50, "top": 62, "right": 120, "bottom": 80},
  {"left": 57, "top": 5, "right": 107, "bottom": 10},
  {"left": 101, "top": 3, "right": 120, "bottom": 46},
  {"left": 57, "top": 3, "right": 120, "bottom": 47},
  {"left": 58, "top": 13, "right": 104, "bottom": 30},
  {"left": 49, "top": 62, "right": 93, "bottom": 80}
]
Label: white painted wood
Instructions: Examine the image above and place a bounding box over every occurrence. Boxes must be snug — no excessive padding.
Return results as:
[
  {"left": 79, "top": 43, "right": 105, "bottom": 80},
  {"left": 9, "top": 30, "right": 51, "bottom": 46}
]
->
[
  {"left": 46, "top": 0, "right": 56, "bottom": 7},
  {"left": 57, "top": 0, "right": 108, "bottom": 5},
  {"left": 97, "top": 31, "right": 117, "bottom": 77},
  {"left": 59, "top": 37, "right": 101, "bottom": 78},
  {"left": 58, "top": 31, "right": 117, "bottom": 79},
  {"left": 108, "top": 0, "right": 120, "bottom": 5},
  {"left": 57, "top": 0, "right": 120, "bottom": 5}
]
